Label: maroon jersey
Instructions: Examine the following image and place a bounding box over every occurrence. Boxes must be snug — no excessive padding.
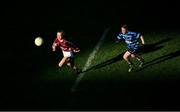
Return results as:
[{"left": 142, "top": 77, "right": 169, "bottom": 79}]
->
[{"left": 52, "top": 38, "right": 77, "bottom": 51}]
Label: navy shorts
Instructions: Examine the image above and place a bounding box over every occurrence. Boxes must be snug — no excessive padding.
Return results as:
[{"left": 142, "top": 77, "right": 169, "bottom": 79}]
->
[{"left": 128, "top": 47, "right": 140, "bottom": 54}]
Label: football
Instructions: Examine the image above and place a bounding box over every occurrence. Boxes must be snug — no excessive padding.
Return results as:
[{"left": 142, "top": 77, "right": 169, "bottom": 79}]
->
[{"left": 34, "top": 37, "right": 43, "bottom": 46}]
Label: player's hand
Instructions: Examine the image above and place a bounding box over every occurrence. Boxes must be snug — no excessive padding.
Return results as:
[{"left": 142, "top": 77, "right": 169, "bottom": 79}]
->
[
  {"left": 115, "top": 38, "right": 121, "bottom": 43},
  {"left": 52, "top": 46, "right": 56, "bottom": 51},
  {"left": 73, "top": 48, "right": 80, "bottom": 53},
  {"left": 52, "top": 43, "right": 57, "bottom": 51},
  {"left": 142, "top": 43, "right": 145, "bottom": 47},
  {"left": 140, "top": 42, "right": 145, "bottom": 45}
]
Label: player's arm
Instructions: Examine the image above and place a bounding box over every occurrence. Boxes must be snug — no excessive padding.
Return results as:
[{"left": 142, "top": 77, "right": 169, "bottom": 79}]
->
[
  {"left": 52, "top": 39, "right": 58, "bottom": 51},
  {"left": 115, "top": 33, "right": 123, "bottom": 43},
  {"left": 66, "top": 40, "right": 80, "bottom": 52},
  {"left": 140, "top": 35, "right": 145, "bottom": 45},
  {"left": 73, "top": 47, "right": 80, "bottom": 52}
]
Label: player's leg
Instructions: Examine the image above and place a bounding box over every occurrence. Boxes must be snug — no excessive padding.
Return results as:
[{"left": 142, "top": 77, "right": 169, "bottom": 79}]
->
[
  {"left": 58, "top": 56, "right": 68, "bottom": 67},
  {"left": 66, "top": 58, "right": 71, "bottom": 67},
  {"left": 61, "top": 50, "right": 72, "bottom": 68},
  {"left": 136, "top": 54, "right": 144, "bottom": 67},
  {"left": 130, "top": 47, "right": 145, "bottom": 67},
  {"left": 61, "top": 50, "right": 82, "bottom": 74},
  {"left": 66, "top": 57, "right": 75, "bottom": 68},
  {"left": 66, "top": 57, "right": 82, "bottom": 74},
  {"left": 123, "top": 51, "right": 133, "bottom": 72},
  {"left": 131, "top": 53, "right": 144, "bottom": 67},
  {"left": 65, "top": 51, "right": 76, "bottom": 70}
]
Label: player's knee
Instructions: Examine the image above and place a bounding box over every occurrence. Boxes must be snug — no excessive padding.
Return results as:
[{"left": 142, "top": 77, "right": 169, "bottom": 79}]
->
[
  {"left": 65, "top": 57, "right": 70, "bottom": 62},
  {"left": 123, "top": 54, "right": 128, "bottom": 60}
]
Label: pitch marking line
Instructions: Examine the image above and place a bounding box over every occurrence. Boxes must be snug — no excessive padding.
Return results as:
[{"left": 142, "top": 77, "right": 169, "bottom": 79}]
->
[{"left": 71, "top": 27, "right": 110, "bottom": 92}]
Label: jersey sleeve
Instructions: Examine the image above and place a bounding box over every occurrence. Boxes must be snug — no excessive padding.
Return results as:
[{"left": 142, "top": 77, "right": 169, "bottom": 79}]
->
[
  {"left": 117, "top": 33, "right": 123, "bottom": 40},
  {"left": 65, "top": 40, "right": 78, "bottom": 49},
  {"left": 52, "top": 38, "right": 59, "bottom": 48},
  {"left": 129, "top": 32, "right": 141, "bottom": 39},
  {"left": 135, "top": 32, "right": 141, "bottom": 39}
]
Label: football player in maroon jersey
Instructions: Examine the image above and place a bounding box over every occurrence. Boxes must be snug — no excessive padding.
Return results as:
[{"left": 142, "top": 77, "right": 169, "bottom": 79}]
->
[{"left": 52, "top": 30, "right": 81, "bottom": 74}]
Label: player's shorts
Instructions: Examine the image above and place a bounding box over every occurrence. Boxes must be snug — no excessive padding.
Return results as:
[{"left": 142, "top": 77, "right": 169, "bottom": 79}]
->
[
  {"left": 128, "top": 47, "right": 140, "bottom": 54},
  {"left": 62, "top": 50, "right": 74, "bottom": 57}
]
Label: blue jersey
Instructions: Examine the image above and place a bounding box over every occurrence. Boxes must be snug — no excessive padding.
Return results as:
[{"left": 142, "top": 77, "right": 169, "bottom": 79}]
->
[{"left": 117, "top": 31, "right": 141, "bottom": 49}]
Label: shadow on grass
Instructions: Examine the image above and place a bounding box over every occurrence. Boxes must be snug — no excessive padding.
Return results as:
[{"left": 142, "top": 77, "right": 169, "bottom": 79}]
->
[
  {"left": 136, "top": 50, "right": 180, "bottom": 72},
  {"left": 82, "top": 38, "right": 171, "bottom": 73},
  {"left": 83, "top": 52, "right": 124, "bottom": 73},
  {"left": 139, "top": 38, "right": 171, "bottom": 54}
]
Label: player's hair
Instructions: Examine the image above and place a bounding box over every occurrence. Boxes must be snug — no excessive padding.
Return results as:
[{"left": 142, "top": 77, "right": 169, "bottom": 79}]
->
[{"left": 121, "top": 24, "right": 128, "bottom": 29}]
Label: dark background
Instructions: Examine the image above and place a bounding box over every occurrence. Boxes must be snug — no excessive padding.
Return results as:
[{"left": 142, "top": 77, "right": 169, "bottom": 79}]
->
[
  {"left": 1, "top": 0, "right": 180, "bottom": 53},
  {"left": 1, "top": 0, "right": 180, "bottom": 110},
  {"left": 2, "top": 0, "right": 180, "bottom": 30}
]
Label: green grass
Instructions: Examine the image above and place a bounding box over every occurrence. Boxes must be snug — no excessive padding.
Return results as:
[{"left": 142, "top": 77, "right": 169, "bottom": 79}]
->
[
  {"left": 31, "top": 29, "right": 180, "bottom": 110},
  {"left": 36, "top": 29, "right": 180, "bottom": 88},
  {"left": 77, "top": 30, "right": 180, "bottom": 83}
]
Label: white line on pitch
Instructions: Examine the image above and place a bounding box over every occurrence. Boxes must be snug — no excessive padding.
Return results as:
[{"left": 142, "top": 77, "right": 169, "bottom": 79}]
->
[{"left": 71, "top": 27, "right": 110, "bottom": 92}]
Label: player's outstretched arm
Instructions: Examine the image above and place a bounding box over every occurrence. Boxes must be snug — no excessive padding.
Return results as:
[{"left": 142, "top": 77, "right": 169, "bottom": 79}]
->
[
  {"left": 65, "top": 40, "right": 80, "bottom": 52},
  {"left": 115, "top": 33, "right": 123, "bottom": 43},
  {"left": 52, "top": 43, "right": 57, "bottom": 51}
]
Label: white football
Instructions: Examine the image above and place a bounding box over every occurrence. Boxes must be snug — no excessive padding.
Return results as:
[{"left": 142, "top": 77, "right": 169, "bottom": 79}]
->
[{"left": 34, "top": 37, "right": 43, "bottom": 46}]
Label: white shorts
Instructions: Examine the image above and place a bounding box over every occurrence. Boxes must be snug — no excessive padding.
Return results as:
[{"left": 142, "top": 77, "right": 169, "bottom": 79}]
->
[{"left": 62, "top": 50, "right": 74, "bottom": 57}]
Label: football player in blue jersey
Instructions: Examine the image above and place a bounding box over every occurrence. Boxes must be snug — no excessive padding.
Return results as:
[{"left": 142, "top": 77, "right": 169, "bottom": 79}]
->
[{"left": 116, "top": 24, "right": 145, "bottom": 72}]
